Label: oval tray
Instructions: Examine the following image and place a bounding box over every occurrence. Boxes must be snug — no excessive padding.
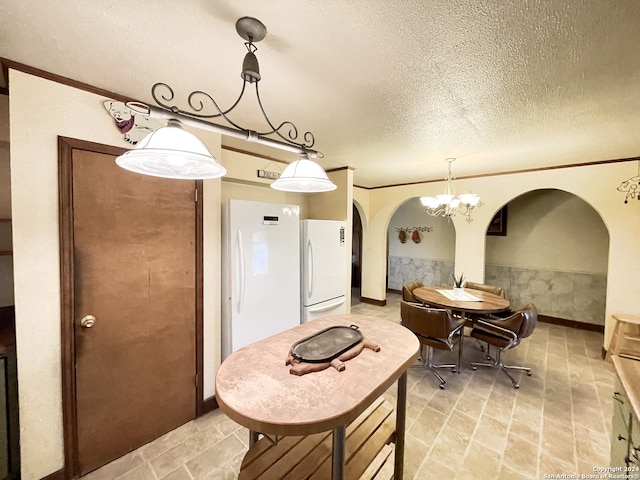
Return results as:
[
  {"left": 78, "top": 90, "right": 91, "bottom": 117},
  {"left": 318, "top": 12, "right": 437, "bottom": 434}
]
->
[{"left": 290, "top": 325, "right": 362, "bottom": 363}]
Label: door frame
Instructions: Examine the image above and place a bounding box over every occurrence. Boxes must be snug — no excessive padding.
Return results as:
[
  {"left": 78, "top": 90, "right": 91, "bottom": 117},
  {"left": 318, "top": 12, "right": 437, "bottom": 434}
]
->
[{"left": 58, "top": 137, "right": 204, "bottom": 478}]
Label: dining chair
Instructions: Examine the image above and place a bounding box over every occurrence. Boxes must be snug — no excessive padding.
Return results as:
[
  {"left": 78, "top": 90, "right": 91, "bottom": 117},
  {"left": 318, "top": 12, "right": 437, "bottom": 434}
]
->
[
  {"left": 469, "top": 303, "right": 538, "bottom": 389},
  {"left": 462, "top": 281, "right": 505, "bottom": 298},
  {"left": 400, "top": 300, "right": 465, "bottom": 389},
  {"left": 462, "top": 281, "right": 507, "bottom": 352},
  {"left": 402, "top": 280, "right": 424, "bottom": 303}
]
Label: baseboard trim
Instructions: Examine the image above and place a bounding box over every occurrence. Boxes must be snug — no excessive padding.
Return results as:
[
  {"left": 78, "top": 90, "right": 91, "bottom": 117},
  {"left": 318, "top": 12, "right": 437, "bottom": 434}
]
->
[
  {"left": 41, "top": 468, "right": 65, "bottom": 480},
  {"left": 202, "top": 396, "right": 219, "bottom": 414},
  {"left": 360, "top": 297, "right": 387, "bottom": 307},
  {"left": 538, "top": 314, "right": 604, "bottom": 333}
]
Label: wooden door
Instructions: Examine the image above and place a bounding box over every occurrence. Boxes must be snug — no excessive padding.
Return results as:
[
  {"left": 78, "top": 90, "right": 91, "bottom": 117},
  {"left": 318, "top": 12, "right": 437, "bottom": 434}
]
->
[{"left": 61, "top": 141, "right": 200, "bottom": 476}]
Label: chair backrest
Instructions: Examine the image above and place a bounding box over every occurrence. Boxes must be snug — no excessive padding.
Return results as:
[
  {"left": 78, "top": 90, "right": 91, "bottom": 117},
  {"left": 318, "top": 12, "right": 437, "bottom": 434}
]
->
[
  {"left": 463, "top": 281, "right": 505, "bottom": 298},
  {"left": 400, "top": 301, "right": 459, "bottom": 339},
  {"left": 497, "top": 303, "right": 538, "bottom": 340},
  {"left": 402, "top": 280, "right": 424, "bottom": 302}
]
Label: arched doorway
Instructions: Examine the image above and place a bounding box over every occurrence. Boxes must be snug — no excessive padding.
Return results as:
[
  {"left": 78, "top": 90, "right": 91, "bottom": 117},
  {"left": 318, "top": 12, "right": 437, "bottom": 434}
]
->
[
  {"left": 351, "top": 203, "right": 363, "bottom": 304},
  {"left": 386, "top": 198, "right": 457, "bottom": 291}
]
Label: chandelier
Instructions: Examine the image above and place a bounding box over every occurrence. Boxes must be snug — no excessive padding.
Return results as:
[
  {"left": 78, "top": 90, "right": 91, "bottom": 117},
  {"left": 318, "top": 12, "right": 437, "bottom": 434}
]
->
[
  {"left": 420, "top": 158, "right": 481, "bottom": 222},
  {"left": 116, "top": 17, "right": 336, "bottom": 192}
]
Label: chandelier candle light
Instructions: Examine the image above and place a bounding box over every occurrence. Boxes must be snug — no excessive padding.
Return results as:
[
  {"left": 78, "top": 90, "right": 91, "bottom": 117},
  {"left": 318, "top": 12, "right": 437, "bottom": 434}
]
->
[
  {"left": 115, "top": 17, "right": 336, "bottom": 192},
  {"left": 420, "top": 158, "right": 481, "bottom": 222}
]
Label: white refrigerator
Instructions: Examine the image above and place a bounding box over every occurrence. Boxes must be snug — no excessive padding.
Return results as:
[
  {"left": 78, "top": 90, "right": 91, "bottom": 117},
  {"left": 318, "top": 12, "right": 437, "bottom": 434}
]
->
[
  {"left": 221, "top": 200, "right": 301, "bottom": 359},
  {"left": 301, "top": 219, "right": 348, "bottom": 323}
]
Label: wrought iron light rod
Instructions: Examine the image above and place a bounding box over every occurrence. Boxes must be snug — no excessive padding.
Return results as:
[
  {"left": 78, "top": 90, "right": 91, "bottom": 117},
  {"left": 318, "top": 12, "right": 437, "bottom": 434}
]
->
[{"left": 128, "top": 102, "right": 323, "bottom": 159}]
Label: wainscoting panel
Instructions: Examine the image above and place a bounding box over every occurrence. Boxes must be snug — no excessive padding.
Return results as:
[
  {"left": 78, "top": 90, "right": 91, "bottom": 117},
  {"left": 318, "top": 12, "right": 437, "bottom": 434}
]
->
[
  {"left": 485, "top": 264, "right": 606, "bottom": 326},
  {"left": 387, "top": 256, "right": 606, "bottom": 326}
]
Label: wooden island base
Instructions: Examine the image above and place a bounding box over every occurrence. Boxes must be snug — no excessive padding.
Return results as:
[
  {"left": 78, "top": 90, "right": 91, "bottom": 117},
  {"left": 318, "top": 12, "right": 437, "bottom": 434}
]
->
[{"left": 239, "top": 397, "right": 396, "bottom": 480}]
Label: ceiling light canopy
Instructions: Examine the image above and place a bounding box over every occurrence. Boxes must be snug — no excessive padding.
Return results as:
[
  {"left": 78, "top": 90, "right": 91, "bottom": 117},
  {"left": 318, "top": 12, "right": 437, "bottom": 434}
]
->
[
  {"left": 115, "top": 16, "right": 335, "bottom": 192},
  {"left": 420, "top": 158, "right": 481, "bottom": 222}
]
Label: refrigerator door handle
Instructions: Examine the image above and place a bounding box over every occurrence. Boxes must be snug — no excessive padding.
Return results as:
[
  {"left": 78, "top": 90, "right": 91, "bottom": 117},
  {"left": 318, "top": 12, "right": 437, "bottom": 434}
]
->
[
  {"left": 237, "top": 229, "right": 246, "bottom": 314},
  {"left": 308, "top": 296, "right": 346, "bottom": 313},
  {"left": 307, "top": 237, "right": 314, "bottom": 298}
]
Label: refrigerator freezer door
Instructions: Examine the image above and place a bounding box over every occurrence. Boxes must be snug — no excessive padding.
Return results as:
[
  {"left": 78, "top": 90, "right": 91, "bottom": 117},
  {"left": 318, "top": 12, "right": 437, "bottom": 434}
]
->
[
  {"left": 302, "top": 220, "right": 347, "bottom": 307},
  {"left": 222, "top": 200, "right": 300, "bottom": 359},
  {"left": 302, "top": 296, "right": 347, "bottom": 323}
]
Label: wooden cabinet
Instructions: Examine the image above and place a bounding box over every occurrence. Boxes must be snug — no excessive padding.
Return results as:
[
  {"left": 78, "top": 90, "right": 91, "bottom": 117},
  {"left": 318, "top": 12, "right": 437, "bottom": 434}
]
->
[
  {"left": 611, "top": 357, "right": 640, "bottom": 469},
  {"left": 611, "top": 377, "right": 634, "bottom": 467}
]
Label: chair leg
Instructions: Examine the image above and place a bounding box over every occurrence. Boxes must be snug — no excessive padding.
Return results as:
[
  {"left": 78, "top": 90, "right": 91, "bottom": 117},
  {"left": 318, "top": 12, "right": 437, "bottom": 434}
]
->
[
  {"left": 427, "top": 346, "right": 456, "bottom": 389},
  {"left": 471, "top": 349, "right": 532, "bottom": 389}
]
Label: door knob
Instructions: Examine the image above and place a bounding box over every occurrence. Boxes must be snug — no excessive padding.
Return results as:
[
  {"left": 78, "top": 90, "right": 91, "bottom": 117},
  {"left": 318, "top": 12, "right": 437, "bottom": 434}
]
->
[{"left": 80, "top": 315, "right": 96, "bottom": 328}]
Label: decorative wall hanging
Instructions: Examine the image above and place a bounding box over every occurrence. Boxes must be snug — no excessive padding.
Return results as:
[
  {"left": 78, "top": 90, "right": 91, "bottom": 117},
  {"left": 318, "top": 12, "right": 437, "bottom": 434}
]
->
[
  {"left": 103, "top": 100, "right": 162, "bottom": 145},
  {"left": 395, "top": 226, "right": 433, "bottom": 244},
  {"left": 617, "top": 160, "right": 640, "bottom": 204}
]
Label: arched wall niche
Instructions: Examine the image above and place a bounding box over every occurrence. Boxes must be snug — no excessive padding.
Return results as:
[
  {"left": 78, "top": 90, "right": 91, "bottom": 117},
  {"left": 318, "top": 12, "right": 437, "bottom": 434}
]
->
[{"left": 485, "top": 188, "right": 610, "bottom": 326}]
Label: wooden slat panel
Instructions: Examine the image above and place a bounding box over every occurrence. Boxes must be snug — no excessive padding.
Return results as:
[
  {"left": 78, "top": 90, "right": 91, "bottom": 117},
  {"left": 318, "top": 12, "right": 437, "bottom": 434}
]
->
[
  {"left": 359, "top": 444, "right": 392, "bottom": 480},
  {"left": 240, "top": 397, "right": 393, "bottom": 480},
  {"left": 257, "top": 432, "right": 331, "bottom": 479},
  {"left": 240, "top": 436, "right": 282, "bottom": 470},
  {"left": 239, "top": 436, "right": 306, "bottom": 479},
  {"left": 282, "top": 397, "right": 387, "bottom": 480},
  {"left": 309, "top": 401, "right": 395, "bottom": 480},
  {"left": 372, "top": 452, "right": 394, "bottom": 480},
  {"left": 344, "top": 412, "right": 396, "bottom": 480}
]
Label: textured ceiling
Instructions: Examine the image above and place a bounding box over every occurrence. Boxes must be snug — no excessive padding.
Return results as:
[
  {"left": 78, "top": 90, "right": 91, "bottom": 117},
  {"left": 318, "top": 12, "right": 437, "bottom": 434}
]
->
[{"left": 1, "top": 0, "right": 640, "bottom": 187}]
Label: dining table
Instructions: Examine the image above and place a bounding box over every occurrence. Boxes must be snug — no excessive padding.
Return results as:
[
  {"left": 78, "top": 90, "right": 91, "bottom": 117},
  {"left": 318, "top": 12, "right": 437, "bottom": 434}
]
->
[
  {"left": 412, "top": 285, "right": 510, "bottom": 315},
  {"left": 411, "top": 286, "right": 510, "bottom": 372}
]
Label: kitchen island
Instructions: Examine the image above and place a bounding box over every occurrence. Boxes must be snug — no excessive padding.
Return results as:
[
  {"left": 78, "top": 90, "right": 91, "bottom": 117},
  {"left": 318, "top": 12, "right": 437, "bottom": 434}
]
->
[{"left": 215, "top": 314, "right": 420, "bottom": 479}]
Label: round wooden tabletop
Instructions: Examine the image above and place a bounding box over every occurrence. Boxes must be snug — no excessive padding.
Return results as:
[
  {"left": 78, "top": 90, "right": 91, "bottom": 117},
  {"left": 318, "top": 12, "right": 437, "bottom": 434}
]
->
[{"left": 412, "top": 286, "right": 510, "bottom": 314}]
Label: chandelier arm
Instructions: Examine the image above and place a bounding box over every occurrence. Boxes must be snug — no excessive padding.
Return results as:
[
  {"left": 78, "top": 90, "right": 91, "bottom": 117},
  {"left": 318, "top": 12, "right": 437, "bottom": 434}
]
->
[
  {"left": 252, "top": 83, "right": 316, "bottom": 149},
  {"left": 149, "top": 82, "right": 316, "bottom": 151},
  {"left": 152, "top": 82, "right": 251, "bottom": 133},
  {"left": 188, "top": 80, "right": 249, "bottom": 118}
]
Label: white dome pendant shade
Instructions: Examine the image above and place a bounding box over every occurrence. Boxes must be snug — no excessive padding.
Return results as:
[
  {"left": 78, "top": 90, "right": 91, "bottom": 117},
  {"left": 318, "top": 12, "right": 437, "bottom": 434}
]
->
[
  {"left": 270, "top": 153, "right": 337, "bottom": 192},
  {"left": 115, "top": 119, "right": 227, "bottom": 180}
]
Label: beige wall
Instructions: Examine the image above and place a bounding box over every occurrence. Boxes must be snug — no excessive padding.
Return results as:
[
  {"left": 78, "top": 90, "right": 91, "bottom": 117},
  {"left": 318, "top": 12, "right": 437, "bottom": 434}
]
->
[
  {"left": 358, "top": 164, "right": 640, "bottom": 350},
  {"left": 387, "top": 198, "right": 455, "bottom": 261},
  {"left": 486, "top": 189, "right": 609, "bottom": 274},
  {"left": 8, "top": 70, "right": 354, "bottom": 478},
  {"left": 8, "top": 70, "right": 223, "bottom": 479}
]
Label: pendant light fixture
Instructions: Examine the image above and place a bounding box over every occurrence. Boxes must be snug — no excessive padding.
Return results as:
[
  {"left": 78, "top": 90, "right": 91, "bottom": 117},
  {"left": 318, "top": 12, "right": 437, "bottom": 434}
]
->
[
  {"left": 270, "top": 152, "right": 337, "bottom": 192},
  {"left": 115, "top": 119, "right": 226, "bottom": 179},
  {"left": 115, "top": 17, "right": 335, "bottom": 192},
  {"left": 420, "top": 158, "right": 481, "bottom": 222}
]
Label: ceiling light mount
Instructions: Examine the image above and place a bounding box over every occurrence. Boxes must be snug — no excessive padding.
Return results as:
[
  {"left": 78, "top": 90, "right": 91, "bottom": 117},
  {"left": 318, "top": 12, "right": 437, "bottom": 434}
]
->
[
  {"left": 148, "top": 16, "right": 318, "bottom": 154},
  {"left": 420, "top": 158, "right": 481, "bottom": 222}
]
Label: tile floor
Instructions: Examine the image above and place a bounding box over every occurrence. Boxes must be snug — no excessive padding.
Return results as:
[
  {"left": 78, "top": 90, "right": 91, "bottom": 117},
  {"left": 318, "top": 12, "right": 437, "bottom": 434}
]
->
[{"left": 82, "top": 293, "right": 615, "bottom": 479}]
